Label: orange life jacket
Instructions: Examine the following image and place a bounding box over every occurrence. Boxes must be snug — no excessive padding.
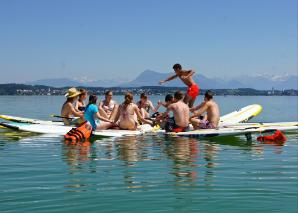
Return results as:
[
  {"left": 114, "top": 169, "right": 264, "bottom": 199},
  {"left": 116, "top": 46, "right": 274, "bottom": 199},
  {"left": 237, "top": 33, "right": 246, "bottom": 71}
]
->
[{"left": 64, "top": 121, "right": 93, "bottom": 142}]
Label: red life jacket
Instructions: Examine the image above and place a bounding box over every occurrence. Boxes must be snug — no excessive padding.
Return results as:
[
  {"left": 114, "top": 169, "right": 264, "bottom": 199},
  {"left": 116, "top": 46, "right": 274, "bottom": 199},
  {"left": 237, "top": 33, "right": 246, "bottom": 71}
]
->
[
  {"left": 64, "top": 121, "right": 92, "bottom": 142},
  {"left": 257, "top": 130, "right": 287, "bottom": 144}
]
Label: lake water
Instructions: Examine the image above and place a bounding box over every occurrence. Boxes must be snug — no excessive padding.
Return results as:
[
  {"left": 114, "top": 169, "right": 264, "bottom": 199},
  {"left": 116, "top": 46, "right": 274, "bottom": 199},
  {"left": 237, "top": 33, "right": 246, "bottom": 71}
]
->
[{"left": 0, "top": 95, "right": 297, "bottom": 213}]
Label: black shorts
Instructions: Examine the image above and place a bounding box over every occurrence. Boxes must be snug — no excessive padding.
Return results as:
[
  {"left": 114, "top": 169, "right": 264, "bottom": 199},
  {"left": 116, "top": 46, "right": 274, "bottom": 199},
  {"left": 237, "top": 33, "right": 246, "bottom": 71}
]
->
[{"left": 165, "top": 117, "right": 189, "bottom": 133}]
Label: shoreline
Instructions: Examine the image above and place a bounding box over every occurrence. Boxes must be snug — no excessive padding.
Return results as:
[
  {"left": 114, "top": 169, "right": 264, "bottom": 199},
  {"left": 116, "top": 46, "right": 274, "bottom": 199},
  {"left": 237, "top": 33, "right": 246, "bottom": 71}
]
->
[{"left": 0, "top": 84, "right": 297, "bottom": 96}]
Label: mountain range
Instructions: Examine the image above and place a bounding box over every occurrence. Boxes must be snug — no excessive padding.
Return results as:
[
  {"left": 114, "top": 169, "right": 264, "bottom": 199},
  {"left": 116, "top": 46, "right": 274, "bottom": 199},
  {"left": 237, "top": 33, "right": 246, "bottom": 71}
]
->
[{"left": 26, "top": 70, "right": 298, "bottom": 90}]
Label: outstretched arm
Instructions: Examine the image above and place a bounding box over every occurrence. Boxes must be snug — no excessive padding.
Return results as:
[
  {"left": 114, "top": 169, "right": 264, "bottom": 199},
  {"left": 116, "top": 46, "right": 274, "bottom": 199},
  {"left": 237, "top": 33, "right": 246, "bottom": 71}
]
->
[
  {"left": 134, "top": 105, "right": 153, "bottom": 125},
  {"left": 190, "top": 103, "right": 208, "bottom": 118},
  {"left": 159, "top": 74, "right": 178, "bottom": 85},
  {"left": 148, "top": 101, "right": 157, "bottom": 112},
  {"left": 190, "top": 101, "right": 204, "bottom": 112}
]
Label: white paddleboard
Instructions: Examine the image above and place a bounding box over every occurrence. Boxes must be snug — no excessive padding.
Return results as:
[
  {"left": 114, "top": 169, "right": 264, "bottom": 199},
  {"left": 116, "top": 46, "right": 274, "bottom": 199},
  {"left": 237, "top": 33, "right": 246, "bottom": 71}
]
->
[
  {"left": 0, "top": 114, "right": 64, "bottom": 125},
  {"left": 219, "top": 104, "right": 262, "bottom": 124},
  {"left": 0, "top": 122, "right": 155, "bottom": 137},
  {"left": 168, "top": 122, "right": 298, "bottom": 138}
]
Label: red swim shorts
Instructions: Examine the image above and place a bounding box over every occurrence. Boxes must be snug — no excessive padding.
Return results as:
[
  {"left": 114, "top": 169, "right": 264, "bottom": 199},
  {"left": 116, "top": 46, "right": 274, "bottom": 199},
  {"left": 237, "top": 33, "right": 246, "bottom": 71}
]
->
[{"left": 187, "top": 84, "right": 200, "bottom": 100}]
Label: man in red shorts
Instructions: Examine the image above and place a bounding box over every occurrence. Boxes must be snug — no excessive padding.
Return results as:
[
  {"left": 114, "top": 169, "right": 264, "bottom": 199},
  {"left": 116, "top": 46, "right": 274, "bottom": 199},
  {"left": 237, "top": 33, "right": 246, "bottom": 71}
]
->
[{"left": 159, "top": 63, "right": 200, "bottom": 107}]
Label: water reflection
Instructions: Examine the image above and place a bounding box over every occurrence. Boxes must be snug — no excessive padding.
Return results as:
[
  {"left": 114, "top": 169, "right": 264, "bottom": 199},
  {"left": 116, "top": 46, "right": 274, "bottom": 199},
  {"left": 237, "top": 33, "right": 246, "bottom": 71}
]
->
[
  {"left": 58, "top": 133, "right": 293, "bottom": 194},
  {"left": 62, "top": 139, "right": 97, "bottom": 172},
  {"left": 163, "top": 137, "right": 199, "bottom": 185},
  {"left": 116, "top": 136, "right": 140, "bottom": 165},
  {"left": 114, "top": 136, "right": 151, "bottom": 191},
  {"left": 0, "top": 129, "right": 39, "bottom": 142}
]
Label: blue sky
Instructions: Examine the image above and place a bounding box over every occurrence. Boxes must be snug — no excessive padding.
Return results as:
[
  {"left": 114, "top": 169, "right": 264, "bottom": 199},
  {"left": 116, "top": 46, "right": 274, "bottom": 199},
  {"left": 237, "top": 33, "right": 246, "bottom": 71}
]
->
[{"left": 0, "top": 0, "right": 297, "bottom": 83}]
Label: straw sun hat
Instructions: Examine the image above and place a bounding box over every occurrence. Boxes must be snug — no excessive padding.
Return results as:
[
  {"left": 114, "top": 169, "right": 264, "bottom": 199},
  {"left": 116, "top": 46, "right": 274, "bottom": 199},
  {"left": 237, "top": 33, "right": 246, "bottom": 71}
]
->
[{"left": 65, "top": 87, "right": 81, "bottom": 98}]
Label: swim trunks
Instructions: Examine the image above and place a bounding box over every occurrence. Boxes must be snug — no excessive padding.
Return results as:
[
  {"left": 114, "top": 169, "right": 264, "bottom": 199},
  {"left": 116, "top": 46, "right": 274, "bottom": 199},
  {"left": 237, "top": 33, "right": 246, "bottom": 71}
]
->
[
  {"left": 187, "top": 84, "right": 200, "bottom": 100},
  {"left": 198, "top": 120, "right": 216, "bottom": 129},
  {"left": 165, "top": 117, "right": 189, "bottom": 133}
]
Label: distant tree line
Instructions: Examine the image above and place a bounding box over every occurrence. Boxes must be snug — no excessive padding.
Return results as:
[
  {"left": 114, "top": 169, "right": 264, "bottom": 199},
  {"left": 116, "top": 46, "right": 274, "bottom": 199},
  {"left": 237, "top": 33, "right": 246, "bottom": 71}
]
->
[{"left": 0, "top": 84, "right": 297, "bottom": 96}]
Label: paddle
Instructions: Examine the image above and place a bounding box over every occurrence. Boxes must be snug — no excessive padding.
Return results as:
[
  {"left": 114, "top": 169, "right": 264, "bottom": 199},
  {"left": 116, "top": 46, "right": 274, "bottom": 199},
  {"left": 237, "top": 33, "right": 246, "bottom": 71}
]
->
[{"left": 50, "top": 114, "right": 76, "bottom": 120}]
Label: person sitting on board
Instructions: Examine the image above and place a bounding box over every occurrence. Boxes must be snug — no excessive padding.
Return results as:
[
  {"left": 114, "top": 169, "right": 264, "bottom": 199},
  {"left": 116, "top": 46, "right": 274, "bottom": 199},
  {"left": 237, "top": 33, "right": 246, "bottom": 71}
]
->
[
  {"left": 61, "top": 87, "right": 85, "bottom": 125},
  {"left": 137, "top": 93, "right": 158, "bottom": 119},
  {"left": 84, "top": 94, "right": 115, "bottom": 130},
  {"left": 190, "top": 90, "right": 220, "bottom": 129},
  {"left": 114, "top": 92, "right": 153, "bottom": 130},
  {"left": 162, "top": 91, "right": 190, "bottom": 133},
  {"left": 159, "top": 63, "right": 200, "bottom": 108},
  {"left": 153, "top": 94, "right": 175, "bottom": 128},
  {"left": 75, "top": 89, "right": 88, "bottom": 112},
  {"left": 99, "top": 90, "right": 119, "bottom": 121}
]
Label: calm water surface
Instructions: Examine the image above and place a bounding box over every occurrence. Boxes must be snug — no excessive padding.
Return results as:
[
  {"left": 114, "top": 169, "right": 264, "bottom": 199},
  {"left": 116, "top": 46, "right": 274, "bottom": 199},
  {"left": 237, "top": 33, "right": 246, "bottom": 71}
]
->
[{"left": 0, "top": 95, "right": 297, "bottom": 213}]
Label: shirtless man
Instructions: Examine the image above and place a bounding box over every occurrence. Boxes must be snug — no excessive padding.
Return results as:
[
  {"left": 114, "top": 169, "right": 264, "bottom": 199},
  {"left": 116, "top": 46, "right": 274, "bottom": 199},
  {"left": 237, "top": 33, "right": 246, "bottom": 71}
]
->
[
  {"left": 61, "top": 87, "right": 84, "bottom": 125},
  {"left": 137, "top": 93, "right": 157, "bottom": 118},
  {"left": 163, "top": 91, "right": 190, "bottom": 132},
  {"left": 114, "top": 92, "right": 153, "bottom": 130},
  {"left": 99, "top": 90, "right": 118, "bottom": 121},
  {"left": 190, "top": 90, "right": 220, "bottom": 129},
  {"left": 159, "top": 63, "right": 200, "bottom": 108}
]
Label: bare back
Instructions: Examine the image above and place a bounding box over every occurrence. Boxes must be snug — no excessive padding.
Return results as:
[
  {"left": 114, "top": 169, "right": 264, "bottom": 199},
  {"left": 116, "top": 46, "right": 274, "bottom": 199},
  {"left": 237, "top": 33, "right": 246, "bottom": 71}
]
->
[
  {"left": 61, "top": 102, "right": 75, "bottom": 125},
  {"left": 168, "top": 101, "right": 190, "bottom": 127},
  {"left": 118, "top": 103, "right": 138, "bottom": 130},
  {"left": 61, "top": 101, "right": 83, "bottom": 125},
  {"left": 205, "top": 100, "right": 220, "bottom": 127}
]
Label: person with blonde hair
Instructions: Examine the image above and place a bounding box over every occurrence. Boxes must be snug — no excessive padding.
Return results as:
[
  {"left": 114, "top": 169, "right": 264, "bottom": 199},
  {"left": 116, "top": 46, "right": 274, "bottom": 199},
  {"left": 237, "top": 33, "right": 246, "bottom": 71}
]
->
[{"left": 114, "top": 92, "right": 153, "bottom": 130}]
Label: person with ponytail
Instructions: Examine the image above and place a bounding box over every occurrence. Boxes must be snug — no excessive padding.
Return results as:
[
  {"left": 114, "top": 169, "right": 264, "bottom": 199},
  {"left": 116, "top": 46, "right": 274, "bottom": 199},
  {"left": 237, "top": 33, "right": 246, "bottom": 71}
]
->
[
  {"left": 84, "top": 94, "right": 114, "bottom": 130},
  {"left": 114, "top": 92, "right": 153, "bottom": 130}
]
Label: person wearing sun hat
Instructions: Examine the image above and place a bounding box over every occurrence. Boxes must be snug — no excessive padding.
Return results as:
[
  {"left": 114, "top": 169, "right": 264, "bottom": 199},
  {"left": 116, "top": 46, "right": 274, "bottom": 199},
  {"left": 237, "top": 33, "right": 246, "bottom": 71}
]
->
[{"left": 61, "top": 87, "right": 85, "bottom": 125}]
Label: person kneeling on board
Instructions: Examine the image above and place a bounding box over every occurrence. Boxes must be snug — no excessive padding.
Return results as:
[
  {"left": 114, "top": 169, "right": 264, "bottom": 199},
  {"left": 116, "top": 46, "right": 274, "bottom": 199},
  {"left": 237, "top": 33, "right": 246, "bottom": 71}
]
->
[
  {"left": 61, "top": 87, "right": 85, "bottom": 125},
  {"left": 114, "top": 92, "right": 153, "bottom": 130},
  {"left": 84, "top": 94, "right": 115, "bottom": 130},
  {"left": 190, "top": 90, "right": 220, "bottom": 129},
  {"left": 162, "top": 91, "right": 190, "bottom": 133}
]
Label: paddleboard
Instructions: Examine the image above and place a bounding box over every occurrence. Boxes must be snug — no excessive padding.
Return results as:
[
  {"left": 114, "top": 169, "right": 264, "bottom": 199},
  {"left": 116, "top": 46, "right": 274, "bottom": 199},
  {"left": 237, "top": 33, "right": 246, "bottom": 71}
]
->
[
  {"left": 219, "top": 104, "right": 262, "bottom": 124},
  {"left": 0, "top": 114, "right": 64, "bottom": 125},
  {"left": 167, "top": 122, "right": 298, "bottom": 138},
  {"left": 0, "top": 122, "right": 156, "bottom": 137}
]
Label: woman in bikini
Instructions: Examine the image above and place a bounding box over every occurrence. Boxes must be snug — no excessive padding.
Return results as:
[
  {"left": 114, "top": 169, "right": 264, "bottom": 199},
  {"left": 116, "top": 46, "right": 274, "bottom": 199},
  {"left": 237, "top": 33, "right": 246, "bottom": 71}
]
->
[
  {"left": 114, "top": 92, "right": 153, "bottom": 130},
  {"left": 99, "top": 90, "right": 118, "bottom": 121},
  {"left": 75, "top": 89, "right": 88, "bottom": 112}
]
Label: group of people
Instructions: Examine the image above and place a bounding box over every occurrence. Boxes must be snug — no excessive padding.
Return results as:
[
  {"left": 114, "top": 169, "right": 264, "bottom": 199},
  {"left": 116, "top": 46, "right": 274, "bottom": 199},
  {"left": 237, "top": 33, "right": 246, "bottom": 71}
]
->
[{"left": 61, "top": 63, "right": 220, "bottom": 132}]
